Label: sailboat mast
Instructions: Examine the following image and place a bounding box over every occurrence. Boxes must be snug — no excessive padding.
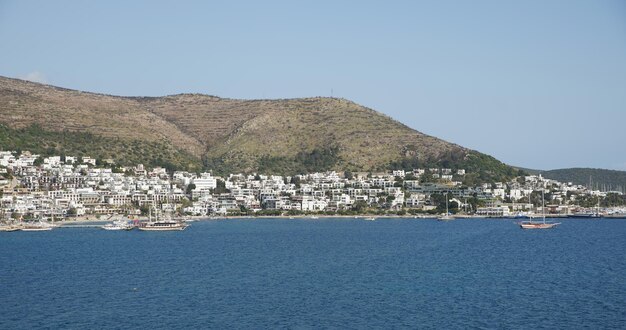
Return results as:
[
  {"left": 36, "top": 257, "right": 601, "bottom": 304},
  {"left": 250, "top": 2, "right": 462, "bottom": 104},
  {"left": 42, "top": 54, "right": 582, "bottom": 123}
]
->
[
  {"left": 446, "top": 191, "right": 450, "bottom": 216},
  {"left": 542, "top": 188, "right": 545, "bottom": 224}
]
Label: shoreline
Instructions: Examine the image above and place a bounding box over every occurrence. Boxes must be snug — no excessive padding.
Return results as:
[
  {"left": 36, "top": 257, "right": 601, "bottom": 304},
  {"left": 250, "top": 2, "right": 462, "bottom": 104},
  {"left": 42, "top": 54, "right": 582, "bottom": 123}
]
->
[{"left": 50, "top": 213, "right": 626, "bottom": 224}]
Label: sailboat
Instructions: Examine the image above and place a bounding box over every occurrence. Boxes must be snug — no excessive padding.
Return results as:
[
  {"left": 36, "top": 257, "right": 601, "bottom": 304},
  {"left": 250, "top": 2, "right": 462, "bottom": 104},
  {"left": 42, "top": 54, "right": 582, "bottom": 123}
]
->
[
  {"left": 519, "top": 188, "right": 560, "bottom": 229},
  {"left": 438, "top": 192, "right": 454, "bottom": 221}
]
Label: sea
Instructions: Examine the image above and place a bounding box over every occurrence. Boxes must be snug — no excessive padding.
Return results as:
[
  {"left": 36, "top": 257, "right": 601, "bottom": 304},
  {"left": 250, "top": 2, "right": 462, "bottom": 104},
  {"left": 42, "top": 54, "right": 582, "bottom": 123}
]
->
[{"left": 1, "top": 218, "right": 625, "bottom": 329}]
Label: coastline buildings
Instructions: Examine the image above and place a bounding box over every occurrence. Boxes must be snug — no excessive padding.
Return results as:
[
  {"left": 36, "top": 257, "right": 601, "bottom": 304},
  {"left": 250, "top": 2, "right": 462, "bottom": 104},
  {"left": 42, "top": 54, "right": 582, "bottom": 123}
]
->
[{"left": 0, "top": 150, "right": 624, "bottom": 221}]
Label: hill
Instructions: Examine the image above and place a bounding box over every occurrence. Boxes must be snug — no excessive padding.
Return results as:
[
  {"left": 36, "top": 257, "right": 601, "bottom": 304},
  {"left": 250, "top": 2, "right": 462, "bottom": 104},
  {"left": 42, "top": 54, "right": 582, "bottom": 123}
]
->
[
  {"left": 0, "top": 76, "right": 516, "bottom": 181},
  {"left": 541, "top": 168, "right": 626, "bottom": 192}
]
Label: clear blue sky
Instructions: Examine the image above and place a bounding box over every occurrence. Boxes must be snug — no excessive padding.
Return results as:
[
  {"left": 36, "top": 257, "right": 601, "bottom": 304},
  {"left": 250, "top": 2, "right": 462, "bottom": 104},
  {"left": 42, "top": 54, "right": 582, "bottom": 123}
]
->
[{"left": 1, "top": 0, "right": 625, "bottom": 170}]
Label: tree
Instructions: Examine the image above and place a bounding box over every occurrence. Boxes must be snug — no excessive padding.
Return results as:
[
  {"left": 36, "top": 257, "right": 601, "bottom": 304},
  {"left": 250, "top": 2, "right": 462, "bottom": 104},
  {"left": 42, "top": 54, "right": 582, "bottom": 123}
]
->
[
  {"left": 603, "top": 193, "right": 625, "bottom": 207},
  {"left": 180, "top": 198, "right": 193, "bottom": 209},
  {"left": 432, "top": 193, "right": 459, "bottom": 214},
  {"left": 139, "top": 205, "right": 151, "bottom": 216},
  {"left": 66, "top": 207, "right": 77, "bottom": 216},
  {"left": 112, "top": 165, "right": 125, "bottom": 173},
  {"left": 186, "top": 183, "right": 196, "bottom": 195},
  {"left": 352, "top": 200, "right": 368, "bottom": 213},
  {"left": 212, "top": 179, "right": 230, "bottom": 194},
  {"left": 420, "top": 172, "right": 435, "bottom": 183},
  {"left": 290, "top": 176, "right": 301, "bottom": 188}
]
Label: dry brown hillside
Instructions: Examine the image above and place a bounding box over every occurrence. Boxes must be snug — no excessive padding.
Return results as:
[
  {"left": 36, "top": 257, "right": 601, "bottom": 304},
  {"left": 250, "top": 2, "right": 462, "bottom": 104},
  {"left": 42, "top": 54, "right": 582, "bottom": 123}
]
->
[{"left": 0, "top": 75, "right": 515, "bottom": 180}]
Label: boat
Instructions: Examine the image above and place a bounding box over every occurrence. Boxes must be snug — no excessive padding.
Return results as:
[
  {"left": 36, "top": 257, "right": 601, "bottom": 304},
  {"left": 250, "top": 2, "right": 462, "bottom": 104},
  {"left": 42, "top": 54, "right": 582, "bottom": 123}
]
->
[
  {"left": 438, "top": 192, "right": 454, "bottom": 221},
  {"left": 519, "top": 188, "right": 560, "bottom": 229},
  {"left": 309, "top": 215, "right": 319, "bottom": 219},
  {"left": 20, "top": 221, "right": 54, "bottom": 231},
  {"left": 0, "top": 224, "right": 21, "bottom": 232},
  {"left": 138, "top": 209, "right": 188, "bottom": 231},
  {"left": 101, "top": 219, "right": 135, "bottom": 231},
  {"left": 363, "top": 217, "right": 376, "bottom": 221},
  {"left": 568, "top": 198, "right": 602, "bottom": 218},
  {"left": 519, "top": 221, "right": 559, "bottom": 229},
  {"left": 567, "top": 213, "right": 600, "bottom": 219},
  {"left": 438, "top": 214, "right": 454, "bottom": 221},
  {"left": 139, "top": 219, "right": 188, "bottom": 231},
  {"left": 513, "top": 212, "right": 531, "bottom": 219}
]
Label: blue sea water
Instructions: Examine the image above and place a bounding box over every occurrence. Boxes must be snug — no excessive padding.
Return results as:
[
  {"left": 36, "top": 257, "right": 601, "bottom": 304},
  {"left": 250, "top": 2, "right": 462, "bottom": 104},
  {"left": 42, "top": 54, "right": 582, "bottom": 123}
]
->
[{"left": 1, "top": 218, "right": 625, "bottom": 329}]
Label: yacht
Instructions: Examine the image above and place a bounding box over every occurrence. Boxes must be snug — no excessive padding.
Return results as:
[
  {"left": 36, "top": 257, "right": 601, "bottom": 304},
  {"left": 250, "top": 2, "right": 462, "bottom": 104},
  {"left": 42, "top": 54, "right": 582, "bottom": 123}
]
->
[
  {"left": 102, "top": 219, "right": 135, "bottom": 231},
  {"left": 138, "top": 219, "right": 188, "bottom": 231},
  {"left": 519, "top": 221, "right": 559, "bottom": 229},
  {"left": 138, "top": 209, "right": 188, "bottom": 231},
  {"left": 437, "top": 192, "right": 454, "bottom": 221},
  {"left": 519, "top": 189, "right": 560, "bottom": 229},
  {"left": 20, "top": 221, "right": 54, "bottom": 231},
  {"left": 0, "top": 224, "right": 21, "bottom": 232},
  {"left": 363, "top": 217, "right": 376, "bottom": 221},
  {"left": 437, "top": 214, "right": 454, "bottom": 221}
]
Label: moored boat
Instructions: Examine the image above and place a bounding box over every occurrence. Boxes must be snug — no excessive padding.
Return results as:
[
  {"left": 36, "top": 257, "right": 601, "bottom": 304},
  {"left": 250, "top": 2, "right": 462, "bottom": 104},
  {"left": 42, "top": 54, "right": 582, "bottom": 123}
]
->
[
  {"left": 102, "top": 219, "right": 135, "bottom": 231},
  {"left": 519, "top": 188, "right": 560, "bottom": 229},
  {"left": 519, "top": 221, "right": 560, "bottom": 229},
  {"left": 0, "top": 224, "right": 22, "bottom": 232},
  {"left": 567, "top": 213, "right": 600, "bottom": 219},
  {"left": 20, "top": 221, "right": 54, "bottom": 231},
  {"left": 138, "top": 209, "right": 188, "bottom": 231},
  {"left": 138, "top": 219, "right": 188, "bottom": 231},
  {"left": 437, "top": 191, "right": 454, "bottom": 221}
]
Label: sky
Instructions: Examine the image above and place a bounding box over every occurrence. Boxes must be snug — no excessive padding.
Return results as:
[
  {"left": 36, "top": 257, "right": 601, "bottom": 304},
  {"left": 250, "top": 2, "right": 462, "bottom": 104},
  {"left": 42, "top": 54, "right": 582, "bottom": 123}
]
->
[{"left": 1, "top": 0, "right": 625, "bottom": 170}]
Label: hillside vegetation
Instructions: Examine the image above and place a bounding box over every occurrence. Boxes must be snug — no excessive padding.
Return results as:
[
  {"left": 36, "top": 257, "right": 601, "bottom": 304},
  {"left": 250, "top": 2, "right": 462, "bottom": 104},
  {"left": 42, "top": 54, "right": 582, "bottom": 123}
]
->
[
  {"left": 541, "top": 168, "right": 626, "bottom": 192},
  {"left": 0, "top": 76, "right": 514, "bottom": 181},
  {"left": 0, "top": 124, "right": 202, "bottom": 171}
]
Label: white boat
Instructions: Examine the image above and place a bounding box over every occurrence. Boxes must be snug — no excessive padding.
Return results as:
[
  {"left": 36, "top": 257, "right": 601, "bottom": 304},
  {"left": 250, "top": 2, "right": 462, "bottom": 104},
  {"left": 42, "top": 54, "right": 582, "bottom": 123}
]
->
[
  {"left": 437, "top": 214, "right": 454, "bottom": 221},
  {"left": 519, "top": 221, "right": 559, "bottom": 229},
  {"left": 102, "top": 219, "right": 135, "bottom": 231},
  {"left": 138, "top": 220, "right": 188, "bottom": 231},
  {"left": 138, "top": 209, "right": 188, "bottom": 231},
  {"left": 20, "top": 221, "right": 54, "bottom": 231},
  {"left": 309, "top": 215, "right": 319, "bottom": 219},
  {"left": 0, "top": 224, "right": 21, "bottom": 232},
  {"left": 519, "top": 188, "right": 560, "bottom": 229},
  {"left": 438, "top": 192, "right": 454, "bottom": 221},
  {"left": 363, "top": 217, "right": 376, "bottom": 221}
]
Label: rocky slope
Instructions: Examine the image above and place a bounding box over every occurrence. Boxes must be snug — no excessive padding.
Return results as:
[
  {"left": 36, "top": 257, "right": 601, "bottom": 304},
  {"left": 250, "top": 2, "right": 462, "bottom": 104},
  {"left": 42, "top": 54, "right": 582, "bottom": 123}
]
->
[{"left": 0, "top": 76, "right": 513, "bottom": 180}]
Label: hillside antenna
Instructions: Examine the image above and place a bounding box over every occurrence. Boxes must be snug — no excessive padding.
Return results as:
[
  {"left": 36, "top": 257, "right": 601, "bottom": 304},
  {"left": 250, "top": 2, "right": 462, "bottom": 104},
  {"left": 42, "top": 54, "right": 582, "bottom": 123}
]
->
[{"left": 331, "top": 88, "right": 333, "bottom": 98}]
